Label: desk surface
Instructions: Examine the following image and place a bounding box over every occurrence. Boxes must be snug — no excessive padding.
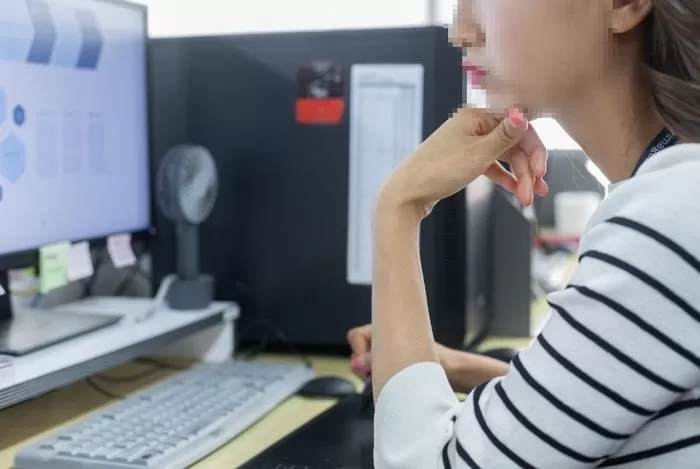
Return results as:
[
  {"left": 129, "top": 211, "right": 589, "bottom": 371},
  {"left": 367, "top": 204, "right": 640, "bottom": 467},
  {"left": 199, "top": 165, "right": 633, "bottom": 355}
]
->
[{"left": 0, "top": 335, "right": 530, "bottom": 469}]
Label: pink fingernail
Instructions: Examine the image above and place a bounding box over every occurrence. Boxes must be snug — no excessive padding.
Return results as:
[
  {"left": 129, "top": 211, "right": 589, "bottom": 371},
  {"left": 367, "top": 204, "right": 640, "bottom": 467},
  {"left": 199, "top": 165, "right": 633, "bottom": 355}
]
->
[
  {"left": 509, "top": 107, "right": 525, "bottom": 127},
  {"left": 351, "top": 357, "right": 363, "bottom": 370}
]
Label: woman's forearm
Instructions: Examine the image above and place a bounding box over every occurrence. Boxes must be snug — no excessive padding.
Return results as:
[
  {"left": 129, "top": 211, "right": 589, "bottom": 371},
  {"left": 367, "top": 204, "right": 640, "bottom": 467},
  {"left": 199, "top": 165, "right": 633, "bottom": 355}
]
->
[
  {"left": 370, "top": 198, "right": 440, "bottom": 401},
  {"left": 370, "top": 196, "right": 510, "bottom": 400},
  {"left": 442, "top": 349, "right": 510, "bottom": 394}
]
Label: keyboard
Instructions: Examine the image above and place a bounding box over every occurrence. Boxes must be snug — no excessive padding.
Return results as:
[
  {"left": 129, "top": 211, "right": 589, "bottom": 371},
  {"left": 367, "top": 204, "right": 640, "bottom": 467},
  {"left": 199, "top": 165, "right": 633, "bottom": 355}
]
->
[{"left": 15, "top": 360, "right": 315, "bottom": 469}]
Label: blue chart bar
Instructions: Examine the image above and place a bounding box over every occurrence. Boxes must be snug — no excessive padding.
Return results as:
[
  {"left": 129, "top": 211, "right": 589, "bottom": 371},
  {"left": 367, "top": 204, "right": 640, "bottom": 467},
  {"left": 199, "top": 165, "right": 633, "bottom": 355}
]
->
[
  {"left": 26, "top": 0, "right": 55, "bottom": 64},
  {"left": 76, "top": 9, "right": 101, "bottom": 69},
  {"left": 0, "top": 0, "right": 102, "bottom": 69}
]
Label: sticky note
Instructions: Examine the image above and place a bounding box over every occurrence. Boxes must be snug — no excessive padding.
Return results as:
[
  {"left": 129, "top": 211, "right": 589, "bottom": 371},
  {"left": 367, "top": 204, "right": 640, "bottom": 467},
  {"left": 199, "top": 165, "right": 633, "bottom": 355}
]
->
[
  {"left": 39, "top": 241, "right": 70, "bottom": 294},
  {"left": 107, "top": 233, "right": 136, "bottom": 268},
  {"left": 67, "top": 241, "right": 94, "bottom": 281}
]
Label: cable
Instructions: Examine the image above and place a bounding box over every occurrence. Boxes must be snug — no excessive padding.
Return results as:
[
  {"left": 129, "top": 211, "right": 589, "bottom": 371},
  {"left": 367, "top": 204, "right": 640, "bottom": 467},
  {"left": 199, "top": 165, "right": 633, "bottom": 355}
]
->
[
  {"left": 215, "top": 280, "right": 311, "bottom": 367},
  {"left": 133, "top": 274, "right": 175, "bottom": 322},
  {"left": 94, "top": 365, "right": 164, "bottom": 384},
  {"left": 135, "top": 356, "right": 190, "bottom": 370},
  {"left": 238, "top": 334, "right": 270, "bottom": 361},
  {"left": 266, "top": 320, "right": 313, "bottom": 368},
  {"left": 85, "top": 378, "right": 124, "bottom": 400},
  {"left": 94, "top": 357, "right": 189, "bottom": 384},
  {"left": 239, "top": 318, "right": 313, "bottom": 368}
]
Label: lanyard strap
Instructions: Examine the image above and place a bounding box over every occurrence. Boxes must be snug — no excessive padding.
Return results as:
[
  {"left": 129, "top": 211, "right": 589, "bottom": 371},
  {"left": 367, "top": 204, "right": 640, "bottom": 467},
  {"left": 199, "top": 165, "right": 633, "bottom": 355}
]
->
[{"left": 631, "top": 128, "right": 678, "bottom": 177}]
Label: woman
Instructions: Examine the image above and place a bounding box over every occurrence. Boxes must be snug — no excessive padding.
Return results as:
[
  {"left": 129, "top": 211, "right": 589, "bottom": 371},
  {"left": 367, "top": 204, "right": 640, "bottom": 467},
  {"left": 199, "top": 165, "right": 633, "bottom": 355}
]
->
[{"left": 347, "top": 0, "right": 700, "bottom": 467}]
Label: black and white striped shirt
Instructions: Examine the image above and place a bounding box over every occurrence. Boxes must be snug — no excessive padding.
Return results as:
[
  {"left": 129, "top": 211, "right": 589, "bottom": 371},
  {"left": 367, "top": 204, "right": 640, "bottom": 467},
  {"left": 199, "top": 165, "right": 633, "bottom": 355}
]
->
[{"left": 374, "top": 143, "right": 700, "bottom": 468}]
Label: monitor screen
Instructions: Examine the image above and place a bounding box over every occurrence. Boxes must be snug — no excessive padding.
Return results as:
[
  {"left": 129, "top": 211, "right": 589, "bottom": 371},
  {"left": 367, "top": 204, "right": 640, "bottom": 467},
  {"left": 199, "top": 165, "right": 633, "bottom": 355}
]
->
[{"left": 0, "top": 0, "right": 150, "bottom": 256}]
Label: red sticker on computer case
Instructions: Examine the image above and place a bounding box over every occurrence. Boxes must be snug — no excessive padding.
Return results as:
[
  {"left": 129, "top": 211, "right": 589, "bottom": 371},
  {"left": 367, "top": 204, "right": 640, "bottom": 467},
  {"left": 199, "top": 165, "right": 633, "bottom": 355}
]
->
[{"left": 296, "top": 62, "right": 345, "bottom": 125}]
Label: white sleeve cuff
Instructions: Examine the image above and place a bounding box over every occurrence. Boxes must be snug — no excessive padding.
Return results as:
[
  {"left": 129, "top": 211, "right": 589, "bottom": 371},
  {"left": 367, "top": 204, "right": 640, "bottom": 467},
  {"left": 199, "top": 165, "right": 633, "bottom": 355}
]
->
[{"left": 374, "top": 362, "right": 462, "bottom": 469}]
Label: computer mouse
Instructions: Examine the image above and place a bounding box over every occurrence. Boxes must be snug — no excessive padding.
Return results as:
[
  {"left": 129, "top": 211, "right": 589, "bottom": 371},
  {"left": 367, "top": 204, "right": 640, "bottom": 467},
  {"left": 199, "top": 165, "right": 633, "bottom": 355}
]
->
[
  {"left": 298, "top": 376, "right": 358, "bottom": 399},
  {"left": 480, "top": 347, "right": 519, "bottom": 363}
]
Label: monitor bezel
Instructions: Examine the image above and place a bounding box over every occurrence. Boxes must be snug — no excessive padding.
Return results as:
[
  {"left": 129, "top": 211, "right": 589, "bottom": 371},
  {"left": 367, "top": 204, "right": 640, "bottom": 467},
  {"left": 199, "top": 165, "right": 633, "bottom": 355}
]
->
[{"left": 0, "top": 0, "right": 154, "bottom": 271}]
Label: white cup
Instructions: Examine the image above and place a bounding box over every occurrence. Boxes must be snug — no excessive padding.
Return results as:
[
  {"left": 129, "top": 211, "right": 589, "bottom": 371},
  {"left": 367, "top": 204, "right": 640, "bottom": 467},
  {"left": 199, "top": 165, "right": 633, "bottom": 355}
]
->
[{"left": 554, "top": 191, "right": 602, "bottom": 235}]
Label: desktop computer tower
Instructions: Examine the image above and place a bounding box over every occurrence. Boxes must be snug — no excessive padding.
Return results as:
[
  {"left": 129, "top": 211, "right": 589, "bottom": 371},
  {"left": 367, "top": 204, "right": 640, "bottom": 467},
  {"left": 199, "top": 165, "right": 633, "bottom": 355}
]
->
[{"left": 149, "top": 27, "right": 493, "bottom": 350}]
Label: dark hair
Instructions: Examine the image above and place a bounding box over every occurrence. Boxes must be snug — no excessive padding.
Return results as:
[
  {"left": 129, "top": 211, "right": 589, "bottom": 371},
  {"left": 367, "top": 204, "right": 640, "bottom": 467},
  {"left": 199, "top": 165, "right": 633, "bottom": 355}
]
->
[{"left": 643, "top": 0, "right": 700, "bottom": 141}]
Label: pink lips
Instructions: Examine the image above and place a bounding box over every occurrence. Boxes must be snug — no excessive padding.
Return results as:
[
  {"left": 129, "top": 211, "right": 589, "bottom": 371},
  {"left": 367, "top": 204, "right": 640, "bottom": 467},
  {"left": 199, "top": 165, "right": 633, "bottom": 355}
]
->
[{"left": 462, "top": 59, "right": 487, "bottom": 87}]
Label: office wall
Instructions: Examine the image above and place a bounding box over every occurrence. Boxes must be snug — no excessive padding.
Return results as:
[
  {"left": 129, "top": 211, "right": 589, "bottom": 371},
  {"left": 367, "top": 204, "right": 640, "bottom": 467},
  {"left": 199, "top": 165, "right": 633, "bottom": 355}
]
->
[
  {"left": 436, "top": 0, "right": 455, "bottom": 25},
  {"left": 139, "top": 0, "right": 433, "bottom": 37}
]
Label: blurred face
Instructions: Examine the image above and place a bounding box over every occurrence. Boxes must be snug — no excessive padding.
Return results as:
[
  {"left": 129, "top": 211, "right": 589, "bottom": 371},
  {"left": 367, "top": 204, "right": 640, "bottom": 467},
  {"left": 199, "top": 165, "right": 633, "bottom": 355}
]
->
[{"left": 453, "top": 0, "right": 612, "bottom": 118}]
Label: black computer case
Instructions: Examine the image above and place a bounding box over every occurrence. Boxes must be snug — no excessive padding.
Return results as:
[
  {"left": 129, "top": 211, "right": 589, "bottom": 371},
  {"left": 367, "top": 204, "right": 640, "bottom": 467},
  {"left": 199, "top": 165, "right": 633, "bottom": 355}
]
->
[{"left": 149, "top": 27, "right": 493, "bottom": 350}]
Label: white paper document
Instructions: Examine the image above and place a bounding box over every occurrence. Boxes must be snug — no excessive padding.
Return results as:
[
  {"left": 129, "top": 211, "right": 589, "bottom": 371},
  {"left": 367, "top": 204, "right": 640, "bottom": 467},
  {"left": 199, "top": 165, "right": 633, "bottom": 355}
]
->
[
  {"left": 67, "top": 241, "right": 94, "bottom": 281},
  {"left": 346, "top": 64, "right": 424, "bottom": 285},
  {"left": 107, "top": 233, "right": 137, "bottom": 268}
]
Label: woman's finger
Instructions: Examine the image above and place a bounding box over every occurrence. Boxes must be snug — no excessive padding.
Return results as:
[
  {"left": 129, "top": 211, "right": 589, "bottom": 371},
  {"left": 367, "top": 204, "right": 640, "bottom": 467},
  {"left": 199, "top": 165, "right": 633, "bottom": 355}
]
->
[
  {"left": 484, "top": 162, "right": 518, "bottom": 193},
  {"left": 347, "top": 327, "right": 371, "bottom": 357},
  {"left": 534, "top": 177, "right": 549, "bottom": 197},
  {"left": 503, "top": 146, "right": 534, "bottom": 205},
  {"left": 519, "top": 126, "right": 548, "bottom": 178},
  {"left": 351, "top": 353, "right": 372, "bottom": 378},
  {"left": 477, "top": 109, "right": 529, "bottom": 159}
]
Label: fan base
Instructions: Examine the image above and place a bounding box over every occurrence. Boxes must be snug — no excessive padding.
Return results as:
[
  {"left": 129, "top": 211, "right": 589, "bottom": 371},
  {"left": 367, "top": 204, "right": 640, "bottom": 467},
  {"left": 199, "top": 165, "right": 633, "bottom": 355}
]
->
[{"left": 165, "top": 274, "right": 215, "bottom": 311}]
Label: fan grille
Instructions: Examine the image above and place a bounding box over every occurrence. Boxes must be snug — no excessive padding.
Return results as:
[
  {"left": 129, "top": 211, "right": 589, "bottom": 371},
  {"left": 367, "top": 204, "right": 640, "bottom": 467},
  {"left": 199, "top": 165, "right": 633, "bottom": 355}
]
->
[{"left": 156, "top": 144, "right": 218, "bottom": 225}]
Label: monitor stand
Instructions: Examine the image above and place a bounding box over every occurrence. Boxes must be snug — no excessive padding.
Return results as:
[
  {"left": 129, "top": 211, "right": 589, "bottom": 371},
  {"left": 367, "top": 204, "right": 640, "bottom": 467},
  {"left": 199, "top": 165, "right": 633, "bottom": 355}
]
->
[{"left": 0, "top": 270, "right": 123, "bottom": 356}]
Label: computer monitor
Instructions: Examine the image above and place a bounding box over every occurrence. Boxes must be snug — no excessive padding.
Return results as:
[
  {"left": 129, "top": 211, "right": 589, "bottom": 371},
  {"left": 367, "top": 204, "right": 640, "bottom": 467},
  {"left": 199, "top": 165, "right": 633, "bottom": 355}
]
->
[{"left": 0, "top": 0, "right": 150, "bottom": 354}]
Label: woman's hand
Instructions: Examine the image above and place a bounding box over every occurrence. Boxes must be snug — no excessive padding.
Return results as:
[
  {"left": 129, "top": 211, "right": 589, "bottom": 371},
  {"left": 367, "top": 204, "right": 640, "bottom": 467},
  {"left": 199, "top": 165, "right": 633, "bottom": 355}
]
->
[
  {"left": 379, "top": 107, "right": 547, "bottom": 218},
  {"left": 347, "top": 324, "right": 509, "bottom": 393},
  {"left": 368, "top": 107, "right": 545, "bottom": 398},
  {"left": 347, "top": 324, "right": 455, "bottom": 379}
]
